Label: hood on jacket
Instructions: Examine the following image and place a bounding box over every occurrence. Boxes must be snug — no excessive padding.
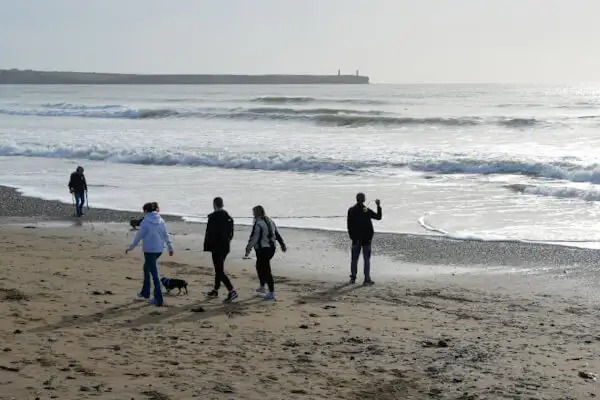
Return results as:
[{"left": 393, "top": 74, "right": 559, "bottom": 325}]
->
[{"left": 143, "top": 211, "right": 164, "bottom": 224}]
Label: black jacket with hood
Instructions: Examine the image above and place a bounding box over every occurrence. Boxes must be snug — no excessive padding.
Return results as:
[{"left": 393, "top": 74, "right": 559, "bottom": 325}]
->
[
  {"left": 68, "top": 171, "right": 87, "bottom": 193},
  {"left": 204, "top": 209, "right": 234, "bottom": 254}
]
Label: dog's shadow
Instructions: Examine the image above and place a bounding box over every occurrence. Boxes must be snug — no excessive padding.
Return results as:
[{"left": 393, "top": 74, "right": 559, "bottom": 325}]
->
[{"left": 164, "top": 291, "right": 188, "bottom": 297}]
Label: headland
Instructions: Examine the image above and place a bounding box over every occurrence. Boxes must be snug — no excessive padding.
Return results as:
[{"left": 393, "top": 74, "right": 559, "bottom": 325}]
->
[{"left": 0, "top": 69, "right": 369, "bottom": 85}]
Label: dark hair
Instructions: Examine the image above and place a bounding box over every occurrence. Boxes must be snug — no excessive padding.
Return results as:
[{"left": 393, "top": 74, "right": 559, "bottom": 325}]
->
[
  {"left": 143, "top": 202, "right": 160, "bottom": 213},
  {"left": 213, "top": 197, "right": 224, "bottom": 208},
  {"left": 356, "top": 192, "right": 366, "bottom": 203}
]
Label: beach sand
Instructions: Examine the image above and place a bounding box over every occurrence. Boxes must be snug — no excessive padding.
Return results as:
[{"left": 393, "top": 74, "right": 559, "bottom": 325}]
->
[{"left": 1, "top": 187, "right": 600, "bottom": 399}]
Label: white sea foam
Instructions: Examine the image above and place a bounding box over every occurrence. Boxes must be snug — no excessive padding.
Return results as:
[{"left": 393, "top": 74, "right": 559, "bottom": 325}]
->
[{"left": 3, "top": 84, "right": 600, "bottom": 247}]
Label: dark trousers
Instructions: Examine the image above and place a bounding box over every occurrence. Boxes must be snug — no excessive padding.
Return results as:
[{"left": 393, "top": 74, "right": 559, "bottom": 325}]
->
[
  {"left": 255, "top": 247, "right": 275, "bottom": 292},
  {"left": 74, "top": 191, "right": 85, "bottom": 217},
  {"left": 211, "top": 251, "right": 233, "bottom": 291},
  {"left": 141, "top": 252, "right": 163, "bottom": 304},
  {"left": 350, "top": 240, "right": 372, "bottom": 281}
]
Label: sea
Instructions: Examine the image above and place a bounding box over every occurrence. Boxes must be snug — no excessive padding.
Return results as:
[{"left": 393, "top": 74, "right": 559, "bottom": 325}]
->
[{"left": 2, "top": 84, "right": 600, "bottom": 249}]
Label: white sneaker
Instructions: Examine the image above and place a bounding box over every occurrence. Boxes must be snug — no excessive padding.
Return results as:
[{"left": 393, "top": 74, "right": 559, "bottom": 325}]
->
[
  {"left": 255, "top": 286, "right": 266, "bottom": 294},
  {"left": 263, "top": 292, "right": 276, "bottom": 301}
]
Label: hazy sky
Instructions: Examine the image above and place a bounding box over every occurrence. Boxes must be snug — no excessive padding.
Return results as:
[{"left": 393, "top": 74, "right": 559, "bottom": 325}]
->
[{"left": 1, "top": 0, "right": 599, "bottom": 83}]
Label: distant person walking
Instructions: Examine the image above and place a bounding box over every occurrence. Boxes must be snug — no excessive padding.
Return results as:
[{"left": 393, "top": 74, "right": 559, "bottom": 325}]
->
[
  {"left": 125, "top": 202, "right": 174, "bottom": 307},
  {"left": 245, "top": 205, "right": 287, "bottom": 301},
  {"left": 68, "top": 166, "right": 88, "bottom": 217},
  {"left": 347, "top": 193, "right": 382, "bottom": 285},
  {"left": 204, "top": 197, "right": 238, "bottom": 303}
]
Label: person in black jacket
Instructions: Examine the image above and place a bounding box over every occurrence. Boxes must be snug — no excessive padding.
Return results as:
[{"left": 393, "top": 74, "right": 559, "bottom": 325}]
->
[
  {"left": 68, "top": 166, "right": 88, "bottom": 217},
  {"left": 347, "top": 192, "right": 382, "bottom": 285},
  {"left": 203, "top": 197, "right": 238, "bottom": 302}
]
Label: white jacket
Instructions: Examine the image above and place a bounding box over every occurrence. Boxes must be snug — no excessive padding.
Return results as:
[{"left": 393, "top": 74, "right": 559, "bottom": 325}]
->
[
  {"left": 127, "top": 212, "right": 174, "bottom": 253},
  {"left": 247, "top": 218, "right": 278, "bottom": 250}
]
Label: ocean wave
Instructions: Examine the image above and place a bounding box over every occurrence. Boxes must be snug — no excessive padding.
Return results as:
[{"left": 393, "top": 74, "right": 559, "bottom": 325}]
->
[
  {"left": 0, "top": 104, "right": 544, "bottom": 128},
  {"left": 250, "top": 96, "right": 315, "bottom": 104},
  {"left": 0, "top": 143, "right": 375, "bottom": 173},
  {"left": 4, "top": 140, "right": 600, "bottom": 184},
  {"left": 417, "top": 214, "right": 599, "bottom": 247},
  {"left": 313, "top": 115, "right": 483, "bottom": 127},
  {"left": 0, "top": 105, "right": 180, "bottom": 119},
  {"left": 495, "top": 103, "right": 544, "bottom": 108},
  {"left": 496, "top": 117, "right": 538, "bottom": 127},
  {"left": 41, "top": 102, "right": 123, "bottom": 110},
  {"left": 505, "top": 183, "right": 600, "bottom": 202},
  {"left": 250, "top": 96, "right": 389, "bottom": 105},
  {"left": 246, "top": 107, "right": 386, "bottom": 116},
  {"left": 410, "top": 158, "right": 600, "bottom": 184}
]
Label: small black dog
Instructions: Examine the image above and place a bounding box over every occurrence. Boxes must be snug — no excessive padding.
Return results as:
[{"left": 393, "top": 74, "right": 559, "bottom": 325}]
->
[
  {"left": 160, "top": 277, "right": 188, "bottom": 295},
  {"left": 130, "top": 217, "right": 143, "bottom": 230}
]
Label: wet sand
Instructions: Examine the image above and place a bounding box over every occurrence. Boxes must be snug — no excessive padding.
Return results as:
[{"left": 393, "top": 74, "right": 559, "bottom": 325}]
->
[{"left": 1, "top": 186, "right": 600, "bottom": 399}]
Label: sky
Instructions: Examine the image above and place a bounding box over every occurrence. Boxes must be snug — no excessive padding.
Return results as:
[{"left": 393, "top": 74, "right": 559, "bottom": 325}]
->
[{"left": 1, "top": 0, "right": 600, "bottom": 83}]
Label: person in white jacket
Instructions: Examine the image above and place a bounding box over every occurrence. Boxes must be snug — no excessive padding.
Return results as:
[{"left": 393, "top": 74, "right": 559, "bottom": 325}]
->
[
  {"left": 245, "top": 205, "right": 286, "bottom": 301},
  {"left": 125, "top": 202, "right": 174, "bottom": 306}
]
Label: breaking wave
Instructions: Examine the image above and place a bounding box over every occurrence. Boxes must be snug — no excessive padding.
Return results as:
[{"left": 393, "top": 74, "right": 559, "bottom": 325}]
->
[
  {"left": 250, "top": 96, "right": 389, "bottom": 105},
  {"left": 409, "top": 158, "right": 600, "bottom": 184},
  {"left": 0, "top": 104, "right": 180, "bottom": 119},
  {"left": 0, "top": 143, "right": 379, "bottom": 173},
  {"left": 246, "top": 107, "right": 387, "bottom": 116},
  {"left": 505, "top": 183, "right": 600, "bottom": 202},
  {"left": 4, "top": 139, "right": 600, "bottom": 184},
  {"left": 496, "top": 117, "right": 538, "bottom": 128},
  {"left": 0, "top": 103, "right": 546, "bottom": 128}
]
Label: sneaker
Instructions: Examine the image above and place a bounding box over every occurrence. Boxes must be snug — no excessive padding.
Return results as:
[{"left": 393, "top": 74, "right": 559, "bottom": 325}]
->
[
  {"left": 206, "top": 290, "right": 219, "bottom": 297},
  {"left": 255, "top": 286, "right": 266, "bottom": 294},
  {"left": 137, "top": 292, "right": 149, "bottom": 299},
  {"left": 263, "top": 292, "right": 276, "bottom": 301},
  {"left": 148, "top": 298, "right": 163, "bottom": 306},
  {"left": 363, "top": 279, "right": 375, "bottom": 286},
  {"left": 223, "top": 290, "right": 238, "bottom": 303},
  {"left": 349, "top": 276, "right": 356, "bottom": 284}
]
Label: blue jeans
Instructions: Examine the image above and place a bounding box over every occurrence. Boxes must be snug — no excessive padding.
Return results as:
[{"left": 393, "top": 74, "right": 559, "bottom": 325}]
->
[
  {"left": 140, "top": 252, "right": 163, "bottom": 305},
  {"left": 350, "top": 241, "right": 371, "bottom": 281},
  {"left": 74, "top": 191, "right": 85, "bottom": 217}
]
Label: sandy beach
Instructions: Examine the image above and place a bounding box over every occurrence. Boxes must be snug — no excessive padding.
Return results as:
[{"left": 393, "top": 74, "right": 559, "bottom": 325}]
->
[{"left": 1, "top": 187, "right": 600, "bottom": 399}]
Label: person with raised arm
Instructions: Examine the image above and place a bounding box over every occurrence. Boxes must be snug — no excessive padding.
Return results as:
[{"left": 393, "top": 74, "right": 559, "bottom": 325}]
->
[{"left": 347, "top": 193, "right": 382, "bottom": 285}]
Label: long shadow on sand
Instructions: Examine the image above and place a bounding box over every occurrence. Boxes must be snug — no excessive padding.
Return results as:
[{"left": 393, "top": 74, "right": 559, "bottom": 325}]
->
[
  {"left": 29, "top": 300, "right": 146, "bottom": 333},
  {"left": 29, "top": 296, "right": 267, "bottom": 333},
  {"left": 28, "top": 282, "right": 364, "bottom": 334},
  {"left": 295, "top": 281, "right": 366, "bottom": 305},
  {"left": 114, "top": 297, "right": 264, "bottom": 329}
]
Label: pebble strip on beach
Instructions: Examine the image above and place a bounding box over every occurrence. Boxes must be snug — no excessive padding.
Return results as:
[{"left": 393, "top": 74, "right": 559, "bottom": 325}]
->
[
  {"left": 0, "top": 185, "right": 182, "bottom": 222},
  {"left": 2, "top": 184, "right": 599, "bottom": 280}
]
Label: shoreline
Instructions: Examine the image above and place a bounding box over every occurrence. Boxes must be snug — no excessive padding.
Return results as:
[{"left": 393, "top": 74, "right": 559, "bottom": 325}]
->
[
  {"left": 2, "top": 184, "right": 600, "bottom": 276},
  {"left": 0, "top": 185, "right": 184, "bottom": 223}
]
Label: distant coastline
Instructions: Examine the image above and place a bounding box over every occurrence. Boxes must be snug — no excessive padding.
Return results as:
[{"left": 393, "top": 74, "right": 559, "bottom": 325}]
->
[{"left": 0, "top": 69, "right": 369, "bottom": 85}]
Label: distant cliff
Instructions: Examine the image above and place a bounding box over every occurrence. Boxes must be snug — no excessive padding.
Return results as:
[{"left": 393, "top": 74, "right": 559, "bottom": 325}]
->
[{"left": 0, "top": 69, "right": 369, "bottom": 85}]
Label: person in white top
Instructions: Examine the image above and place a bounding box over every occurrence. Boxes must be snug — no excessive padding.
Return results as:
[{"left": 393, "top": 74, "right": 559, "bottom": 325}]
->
[{"left": 245, "top": 205, "right": 286, "bottom": 301}]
